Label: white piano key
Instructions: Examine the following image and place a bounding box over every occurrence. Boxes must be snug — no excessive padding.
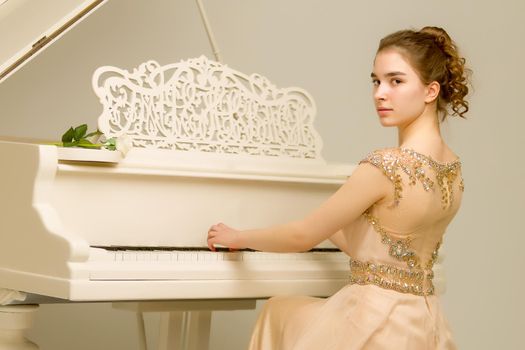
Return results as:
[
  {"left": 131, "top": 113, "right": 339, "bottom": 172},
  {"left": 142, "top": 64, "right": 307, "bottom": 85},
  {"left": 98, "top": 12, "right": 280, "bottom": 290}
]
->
[
  {"left": 157, "top": 252, "right": 171, "bottom": 261},
  {"left": 199, "top": 252, "right": 217, "bottom": 262},
  {"left": 243, "top": 253, "right": 257, "bottom": 261},
  {"left": 222, "top": 252, "right": 241, "bottom": 261},
  {"left": 122, "top": 252, "right": 137, "bottom": 261}
]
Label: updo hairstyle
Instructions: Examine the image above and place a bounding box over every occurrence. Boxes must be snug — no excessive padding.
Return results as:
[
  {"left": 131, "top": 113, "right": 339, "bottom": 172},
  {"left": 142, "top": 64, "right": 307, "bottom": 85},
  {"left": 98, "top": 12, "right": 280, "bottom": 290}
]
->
[{"left": 378, "top": 26, "right": 471, "bottom": 120}]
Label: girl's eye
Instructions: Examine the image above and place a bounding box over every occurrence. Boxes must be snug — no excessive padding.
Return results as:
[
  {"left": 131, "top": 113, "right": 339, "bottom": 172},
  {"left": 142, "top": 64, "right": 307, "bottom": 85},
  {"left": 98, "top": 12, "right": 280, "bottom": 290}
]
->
[
  {"left": 392, "top": 79, "right": 402, "bottom": 85},
  {"left": 372, "top": 79, "right": 380, "bottom": 86}
]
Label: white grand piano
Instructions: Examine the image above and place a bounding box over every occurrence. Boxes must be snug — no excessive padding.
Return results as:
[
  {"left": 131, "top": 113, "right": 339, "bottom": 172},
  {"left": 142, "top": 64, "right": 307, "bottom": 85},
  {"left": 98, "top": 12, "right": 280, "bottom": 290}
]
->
[{"left": 0, "top": 1, "right": 354, "bottom": 349}]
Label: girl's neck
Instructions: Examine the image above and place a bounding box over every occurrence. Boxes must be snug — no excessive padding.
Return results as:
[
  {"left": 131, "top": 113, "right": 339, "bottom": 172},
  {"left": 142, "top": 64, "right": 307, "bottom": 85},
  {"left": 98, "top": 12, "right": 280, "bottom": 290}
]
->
[{"left": 397, "top": 110, "right": 443, "bottom": 151}]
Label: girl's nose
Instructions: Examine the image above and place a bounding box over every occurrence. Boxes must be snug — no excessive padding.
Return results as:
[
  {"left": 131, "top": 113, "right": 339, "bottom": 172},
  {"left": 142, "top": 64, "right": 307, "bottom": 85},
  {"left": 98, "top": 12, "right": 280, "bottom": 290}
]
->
[{"left": 374, "top": 85, "right": 387, "bottom": 101}]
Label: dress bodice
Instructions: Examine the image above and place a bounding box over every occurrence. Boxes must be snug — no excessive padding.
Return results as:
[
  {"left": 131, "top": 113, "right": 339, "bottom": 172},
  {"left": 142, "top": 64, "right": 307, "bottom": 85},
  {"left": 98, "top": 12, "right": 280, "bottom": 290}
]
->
[{"left": 343, "top": 148, "right": 464, "bottom": 296}]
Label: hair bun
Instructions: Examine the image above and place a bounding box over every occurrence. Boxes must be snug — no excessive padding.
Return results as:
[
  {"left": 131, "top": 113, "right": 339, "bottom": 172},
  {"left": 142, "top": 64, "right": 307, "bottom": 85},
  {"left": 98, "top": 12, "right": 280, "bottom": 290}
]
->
[{"left": 420, "top": 26, "right": 452, "bottom": 53}]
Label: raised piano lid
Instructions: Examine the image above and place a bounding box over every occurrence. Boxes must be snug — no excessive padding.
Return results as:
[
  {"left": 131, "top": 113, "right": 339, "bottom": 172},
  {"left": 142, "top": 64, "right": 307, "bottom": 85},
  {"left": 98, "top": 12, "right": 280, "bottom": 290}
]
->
[{"left": 0, "top": 0, "right": 107, "bottom": 84}]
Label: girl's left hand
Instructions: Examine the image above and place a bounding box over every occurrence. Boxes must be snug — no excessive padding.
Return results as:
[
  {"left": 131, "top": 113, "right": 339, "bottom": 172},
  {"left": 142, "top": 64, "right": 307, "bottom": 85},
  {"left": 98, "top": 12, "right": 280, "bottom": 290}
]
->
[{"left": 207, "top": 223, "right": 242, "bottom": 251}]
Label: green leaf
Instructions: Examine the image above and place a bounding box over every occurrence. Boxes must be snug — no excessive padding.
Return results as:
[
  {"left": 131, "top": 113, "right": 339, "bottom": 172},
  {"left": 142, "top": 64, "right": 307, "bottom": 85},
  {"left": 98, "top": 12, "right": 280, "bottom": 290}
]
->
[
  {"left": 85, "top": 130, "right": 103, "bottom": 138},
  {"left": 78, "top": 139, "right": 94, "bottom": 145},
  {"left": 62, "top": 127, "right": 75, "bottom": 143},
  {"left": 74, "top": 124, "right": 88, "bottom": 141}
]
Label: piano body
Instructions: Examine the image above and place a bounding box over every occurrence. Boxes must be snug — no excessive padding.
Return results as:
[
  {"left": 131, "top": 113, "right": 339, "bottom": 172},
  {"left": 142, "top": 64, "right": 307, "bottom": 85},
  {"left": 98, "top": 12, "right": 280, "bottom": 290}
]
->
[{"left": 0, "top": 1, "right": 354, "bottom": 349}]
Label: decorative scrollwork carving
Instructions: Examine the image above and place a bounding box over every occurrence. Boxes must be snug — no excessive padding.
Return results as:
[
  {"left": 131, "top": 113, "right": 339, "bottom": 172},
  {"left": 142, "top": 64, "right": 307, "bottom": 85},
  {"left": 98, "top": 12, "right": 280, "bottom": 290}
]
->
[{"left": 93, "top": 56, "right": 322, "bottom": 159}]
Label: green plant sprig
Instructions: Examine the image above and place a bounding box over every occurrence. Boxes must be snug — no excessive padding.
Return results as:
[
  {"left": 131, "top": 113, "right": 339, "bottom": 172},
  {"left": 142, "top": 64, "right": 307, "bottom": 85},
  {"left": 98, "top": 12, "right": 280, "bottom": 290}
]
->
[{"left": 52, "top": 124, "right": 116, "bottom": 150}]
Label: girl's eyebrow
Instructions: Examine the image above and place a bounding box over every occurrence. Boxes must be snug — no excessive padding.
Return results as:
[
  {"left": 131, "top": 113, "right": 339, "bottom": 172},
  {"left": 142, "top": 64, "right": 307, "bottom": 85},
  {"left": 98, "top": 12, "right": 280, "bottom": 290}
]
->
[{"left": 370, "top": 71, "right": 407, "bottom": 78}]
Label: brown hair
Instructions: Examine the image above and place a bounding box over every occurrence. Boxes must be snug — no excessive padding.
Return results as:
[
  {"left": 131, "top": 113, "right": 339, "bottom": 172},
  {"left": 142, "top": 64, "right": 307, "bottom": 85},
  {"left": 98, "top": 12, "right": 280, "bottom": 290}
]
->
[{"left": 377, "top": 26, "right": 471, "bottom": 120}]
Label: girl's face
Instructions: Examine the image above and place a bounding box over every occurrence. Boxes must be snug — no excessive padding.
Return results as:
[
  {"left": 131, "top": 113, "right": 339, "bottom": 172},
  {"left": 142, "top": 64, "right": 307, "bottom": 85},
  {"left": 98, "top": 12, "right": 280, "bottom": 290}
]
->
[{"left": 371, "top": 49, "right": 433, "bottom": 127}]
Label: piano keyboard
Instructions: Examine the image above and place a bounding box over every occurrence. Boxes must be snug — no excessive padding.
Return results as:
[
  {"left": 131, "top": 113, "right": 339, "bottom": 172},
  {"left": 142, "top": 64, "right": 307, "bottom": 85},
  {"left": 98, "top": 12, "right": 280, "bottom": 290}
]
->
[
  {"left": 89, "top": 246, "right": 345, "bottom": 262},
  {"left": 87, "top": 247, "right": 350, "bottom": 281}
]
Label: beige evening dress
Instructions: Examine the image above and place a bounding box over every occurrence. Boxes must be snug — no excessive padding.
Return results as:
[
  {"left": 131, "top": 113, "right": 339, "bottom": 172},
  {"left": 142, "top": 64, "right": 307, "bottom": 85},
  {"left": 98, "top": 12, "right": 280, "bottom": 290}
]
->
[{"left": 248, "top": 148, "right": 463, "bottom": 350}]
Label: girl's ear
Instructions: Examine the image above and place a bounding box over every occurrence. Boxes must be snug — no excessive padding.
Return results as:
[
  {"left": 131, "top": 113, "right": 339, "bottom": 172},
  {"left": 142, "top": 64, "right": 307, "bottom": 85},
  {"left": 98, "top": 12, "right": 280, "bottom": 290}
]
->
[{"left": 425, "top": 81, "right": 440, "bottom": 103}]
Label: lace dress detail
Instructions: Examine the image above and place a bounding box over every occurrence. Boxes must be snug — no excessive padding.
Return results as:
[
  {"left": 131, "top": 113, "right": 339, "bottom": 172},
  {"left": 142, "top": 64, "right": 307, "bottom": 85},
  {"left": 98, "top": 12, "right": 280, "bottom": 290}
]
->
[
  {"left": 360, "top": 147, "right": 463, "bottom": 209},
  {"left": 349, "top": 148, "right": 464, "bottom": 296},
  {"left": 349, "top": 211, "right": 441, "bottom": 296}
]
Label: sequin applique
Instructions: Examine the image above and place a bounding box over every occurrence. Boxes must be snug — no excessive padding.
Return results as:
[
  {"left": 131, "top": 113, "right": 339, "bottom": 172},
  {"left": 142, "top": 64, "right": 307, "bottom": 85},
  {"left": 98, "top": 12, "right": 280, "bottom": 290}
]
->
[
  {"left": 348, "top": 210, "right": 442, "bottom": 296},
  {"left": 359, "top": 148, "right": 464, "bottom": 209}
]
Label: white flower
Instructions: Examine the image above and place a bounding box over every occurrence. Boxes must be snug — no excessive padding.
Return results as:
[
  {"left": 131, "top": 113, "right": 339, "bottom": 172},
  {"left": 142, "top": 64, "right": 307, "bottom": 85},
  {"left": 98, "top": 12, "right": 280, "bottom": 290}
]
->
[{"left": 115, "top": 135, "right": 133, "bottom": 156}]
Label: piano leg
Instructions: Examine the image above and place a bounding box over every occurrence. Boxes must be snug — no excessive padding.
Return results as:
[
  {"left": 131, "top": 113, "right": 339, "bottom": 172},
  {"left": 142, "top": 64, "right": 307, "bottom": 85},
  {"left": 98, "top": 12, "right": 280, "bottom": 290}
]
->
[
  {"left": 114, "top": 300, "right": 256, "bottom": 350},
  {"left": 0, "top": 305, "right": 39, "bottom": 350},
  {"left": 158, "top": 311, "right": 184, "bottom": 350},
  {"left": 137, "top": 311, "right": 147, "bottom": 350},
  {"left": 180, "top": 311, "right": 211, "bottom": 350},
  {"left": 158, "top": 310, "right": 211, "bottom": 350}
]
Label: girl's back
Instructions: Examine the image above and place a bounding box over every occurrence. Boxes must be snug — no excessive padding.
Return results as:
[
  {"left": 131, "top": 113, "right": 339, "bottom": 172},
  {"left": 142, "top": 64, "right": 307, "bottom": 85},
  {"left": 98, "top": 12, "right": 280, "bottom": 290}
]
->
[{"left": 248, "top": 147, "right": 463, "bottom": 349}]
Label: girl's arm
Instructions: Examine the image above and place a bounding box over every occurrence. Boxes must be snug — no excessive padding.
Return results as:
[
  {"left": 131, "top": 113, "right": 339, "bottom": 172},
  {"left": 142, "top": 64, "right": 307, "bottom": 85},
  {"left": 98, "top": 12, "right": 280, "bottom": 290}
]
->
[
  {"left": 207, "top": 163, "right": 391, "bottom": 252},
  {"left": 329, "top": 229, "right": 349, "bottom": 254}
]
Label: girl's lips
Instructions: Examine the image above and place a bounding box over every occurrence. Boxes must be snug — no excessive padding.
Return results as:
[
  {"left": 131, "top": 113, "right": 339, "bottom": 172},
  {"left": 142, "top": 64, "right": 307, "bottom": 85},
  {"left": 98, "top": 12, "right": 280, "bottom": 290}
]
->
[{"left": 377, "top": 108, "right": 393, "bottom": 117}]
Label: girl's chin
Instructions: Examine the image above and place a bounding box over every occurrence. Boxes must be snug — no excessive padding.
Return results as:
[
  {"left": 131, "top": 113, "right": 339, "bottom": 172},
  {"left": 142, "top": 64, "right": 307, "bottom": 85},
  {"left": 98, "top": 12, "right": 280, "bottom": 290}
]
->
[{"left": 378, "top": 117, "right": 399, "bottom": 127}]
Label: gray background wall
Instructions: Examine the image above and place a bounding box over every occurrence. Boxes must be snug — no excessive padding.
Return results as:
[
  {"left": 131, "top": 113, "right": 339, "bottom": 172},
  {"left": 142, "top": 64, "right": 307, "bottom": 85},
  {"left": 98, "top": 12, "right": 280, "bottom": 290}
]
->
[{"left": 0, "top": 0, "right": 523, "bottom": 349}]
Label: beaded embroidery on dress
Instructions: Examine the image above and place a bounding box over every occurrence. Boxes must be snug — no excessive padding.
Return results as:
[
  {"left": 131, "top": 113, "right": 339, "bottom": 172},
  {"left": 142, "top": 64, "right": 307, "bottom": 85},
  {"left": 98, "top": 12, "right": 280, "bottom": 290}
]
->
[
  {"left": 361, "top": 147, "right": 463, "bottom": 208},
  {"left": 248, "top": 148, "right": 463, "bottom": 350}
]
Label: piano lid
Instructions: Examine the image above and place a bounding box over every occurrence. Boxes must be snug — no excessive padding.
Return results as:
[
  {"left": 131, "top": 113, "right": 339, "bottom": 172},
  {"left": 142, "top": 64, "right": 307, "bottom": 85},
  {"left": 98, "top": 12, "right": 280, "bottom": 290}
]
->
[{"left": 0, "top": 0, "right": 107, "bottom": 84}]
